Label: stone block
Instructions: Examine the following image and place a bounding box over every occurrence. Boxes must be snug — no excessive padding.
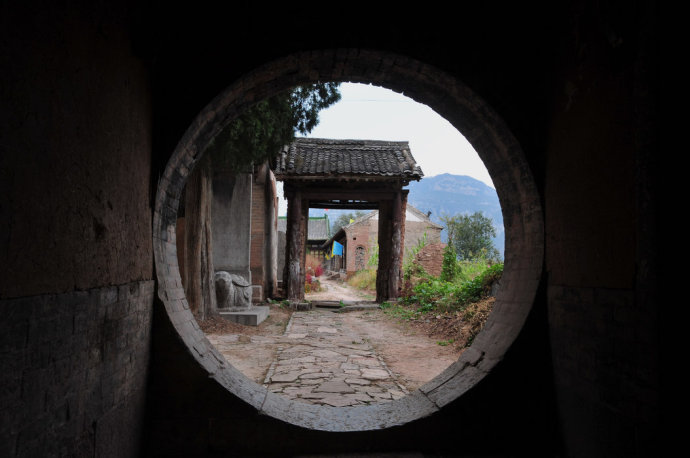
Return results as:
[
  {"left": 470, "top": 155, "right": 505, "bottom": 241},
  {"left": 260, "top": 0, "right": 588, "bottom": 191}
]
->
[
  {"left": 219, "top": 305, "right": 269, "bottom": 326},
  {"left": 290, "top": 302, "right": 313, "bottom": 311}
]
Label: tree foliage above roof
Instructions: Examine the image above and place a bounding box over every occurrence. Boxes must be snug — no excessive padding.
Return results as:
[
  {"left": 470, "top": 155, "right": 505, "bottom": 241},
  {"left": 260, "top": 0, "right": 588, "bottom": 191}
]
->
[
  {"left": 204, "top": 82, "right": 341, "bottom": 170},
  {"left": 331, "top": 210, "right": 368, "bottom": 233}
]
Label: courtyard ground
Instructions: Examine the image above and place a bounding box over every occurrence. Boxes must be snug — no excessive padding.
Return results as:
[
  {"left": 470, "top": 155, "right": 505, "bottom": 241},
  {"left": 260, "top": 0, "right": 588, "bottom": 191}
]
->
[{"left": 200, "top": 276, "right": 486, "bottom": 404}]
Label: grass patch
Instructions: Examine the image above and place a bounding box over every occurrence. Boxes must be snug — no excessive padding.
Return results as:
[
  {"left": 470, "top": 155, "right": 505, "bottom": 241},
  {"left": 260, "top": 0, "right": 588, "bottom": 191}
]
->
[
  {"left": 388, "top": 262, "right": 503, "bottom": 347},
  {"left": 402, "top": 263, "right": 503, "bottom": 313},
  {"left": 380, "top": 301, "right": 422, "bottom": 321},
  {"left": 347, "top": 268, "right": 376, "bottom": 291}
]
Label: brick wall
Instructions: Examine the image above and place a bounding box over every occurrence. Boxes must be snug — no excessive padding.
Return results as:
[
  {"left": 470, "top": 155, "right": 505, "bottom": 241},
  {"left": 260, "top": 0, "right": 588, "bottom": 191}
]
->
[
  {"left": 344, "top": 220, "right": 372, "bottom": 275},
  {"left": 249, "top": 165, "right": 278, "bottom": 301},
  {"left": 0, "top": 281, "right": 154, "bottom": 457},
  {"left": 0, "top": 2, "right": 152, "bottom": 299},
  {"left": 414, "top": 242, "right": 446, "bottom": 278},
  {"left": 344, "top": 217, "right": 442, "bottom": 275},
  {"left": 1, "top": 3, "right": 155, "bottom": 456},
  {"left": 250, "top": 173, "right": 266, "bottom": 298}
]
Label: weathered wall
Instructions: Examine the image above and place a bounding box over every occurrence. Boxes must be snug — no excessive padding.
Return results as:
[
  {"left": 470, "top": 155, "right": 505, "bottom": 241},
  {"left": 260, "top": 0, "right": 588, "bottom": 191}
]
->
[
  {"left": 544, "top": 2, "right": 659, "bottom": 455},
  {"left": 0, "top": 3, "right": 152, "bottom": 298},
  {"left": 211, "top": 171, "right": 252, "bottom": 282},
  {"left": 249, "top": 164, "right": 278, "bottom": 300},
  {"left": 250, "top": 172, "right": 266, "bottom": 299},
  {"left": 0, "top": 2, "right": 154, "bottom": 456},
  {"left": 344, "top": 218, "right": 374, "bottom": 275},
  {"left": 414, "top": 242, "right": 447, "bottom": 278},
  {"left": 403, "top": 220, "right": 442, "bottom": 253},
  {"left": 0, "top": 281, "right": 154, "bottom": 457}
]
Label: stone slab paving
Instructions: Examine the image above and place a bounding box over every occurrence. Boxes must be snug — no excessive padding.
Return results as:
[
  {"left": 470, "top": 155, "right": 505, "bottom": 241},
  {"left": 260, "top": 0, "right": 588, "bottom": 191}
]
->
[{"left": 263, "top": 308, "right": 409, "bottom": 407}]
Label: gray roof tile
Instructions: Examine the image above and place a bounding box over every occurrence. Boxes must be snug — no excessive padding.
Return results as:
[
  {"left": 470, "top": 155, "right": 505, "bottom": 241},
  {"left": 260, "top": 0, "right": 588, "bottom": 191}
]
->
[
  {"left": 277, "top": 216, "right": 331, "bottom": 241},
  {"left": 274, "top": 138, "right": 423, "bottom": 180}
]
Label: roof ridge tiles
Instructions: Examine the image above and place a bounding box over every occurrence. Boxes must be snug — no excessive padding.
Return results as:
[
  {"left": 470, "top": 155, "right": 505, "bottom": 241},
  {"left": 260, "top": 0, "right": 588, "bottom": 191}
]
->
[{"left": 275, "top": 138, "right": 423, "bottom": 180}]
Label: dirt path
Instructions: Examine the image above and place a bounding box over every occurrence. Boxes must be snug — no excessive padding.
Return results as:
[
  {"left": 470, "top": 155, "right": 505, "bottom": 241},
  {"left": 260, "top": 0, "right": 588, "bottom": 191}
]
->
[
  {"left": 305, "top": 276, "right": 375, "bottom": 302},
  {"left": 339, "top": 309, "right": 460, "bottom": 391}
]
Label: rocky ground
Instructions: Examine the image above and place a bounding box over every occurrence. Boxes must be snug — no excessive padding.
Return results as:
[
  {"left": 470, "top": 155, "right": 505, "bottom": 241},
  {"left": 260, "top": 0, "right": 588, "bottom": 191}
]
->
[{"left": 201, "top": 277, "right": 487, "bottom": 405}]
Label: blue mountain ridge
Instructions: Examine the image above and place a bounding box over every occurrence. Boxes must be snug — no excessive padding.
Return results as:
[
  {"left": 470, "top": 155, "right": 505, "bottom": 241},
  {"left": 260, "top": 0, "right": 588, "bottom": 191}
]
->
[{"left": 308, "top": 173, "right": 505, "bottom": 259}]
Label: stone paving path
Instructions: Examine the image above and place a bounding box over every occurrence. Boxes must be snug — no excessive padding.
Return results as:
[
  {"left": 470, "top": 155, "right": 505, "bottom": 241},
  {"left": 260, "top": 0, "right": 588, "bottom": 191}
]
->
[{"left": 263, "top": 308, "right": 409, "bottom": 407}]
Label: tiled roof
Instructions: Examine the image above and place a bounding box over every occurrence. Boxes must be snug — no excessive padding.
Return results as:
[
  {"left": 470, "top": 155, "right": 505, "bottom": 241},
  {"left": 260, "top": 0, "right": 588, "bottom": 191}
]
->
[
  {"left": 307, "top": 216, "right": 330, "bottom": 240},
  {"left": 274, "top": 138, "right": 423, "bottom": 180},
  {"left": 345, "top": 205, "right": 442, "bottom": 229},
  {"left": 277, "top": 216, "right": 331, "bottom": 241}
]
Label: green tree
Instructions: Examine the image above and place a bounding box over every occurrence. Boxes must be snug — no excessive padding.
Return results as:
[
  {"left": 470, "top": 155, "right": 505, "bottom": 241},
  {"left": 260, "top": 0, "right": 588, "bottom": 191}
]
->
[
  {"left": 206, "top": 82, "right": 341, "bottom": 169},
  {"left": 440, "top": 243, "right": 460, "bottom": 282},
  {"left": 331, "top": 210, "right": 367, "bottom": 233},
  {"left": 441, "top": 211, "right": 501, "bottom": 262}
]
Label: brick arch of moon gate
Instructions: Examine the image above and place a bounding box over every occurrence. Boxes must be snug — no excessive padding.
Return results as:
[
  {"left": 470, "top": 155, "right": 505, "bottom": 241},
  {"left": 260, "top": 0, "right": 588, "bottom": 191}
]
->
[{"left": 274, "top": 138, "right": 423, "bottom": 304}]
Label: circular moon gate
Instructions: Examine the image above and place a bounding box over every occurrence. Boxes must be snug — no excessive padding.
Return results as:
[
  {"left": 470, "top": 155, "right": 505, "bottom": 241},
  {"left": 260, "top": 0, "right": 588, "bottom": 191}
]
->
[{"left": 152, "top": 49, "right": 544, "bottom": 432}]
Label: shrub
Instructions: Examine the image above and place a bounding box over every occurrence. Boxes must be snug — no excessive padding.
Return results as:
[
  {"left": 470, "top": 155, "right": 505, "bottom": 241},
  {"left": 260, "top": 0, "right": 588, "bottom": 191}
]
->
[
  {"left": 455, "top": 255, "right": 497, "bottom": 282},
  {"left": 440, "top": 244, "right": 460, "bottom": 282},
  {"left": 407, "top": 279, "right": 461, "bottom": 312},
  {"left": 367, "top": 243, "right": 379, "bottom": 267},
  {"left": 450, "top": 263, "right": 503, "bottom": 307},
  {"left": 402, "top": 263, "right": 503, "bottom": 314},
  {"left": 401, "top": 260, "right": 430, "bottom": 299}
]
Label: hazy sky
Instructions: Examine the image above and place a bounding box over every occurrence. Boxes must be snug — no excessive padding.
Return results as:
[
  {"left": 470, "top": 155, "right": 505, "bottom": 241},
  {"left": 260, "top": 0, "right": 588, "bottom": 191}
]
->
[
  {"left": 307, "top": 83, "right": 492, "bottom": 185},
  {"left": 277, "top": 82, "right": 493, "bottom": 215}
]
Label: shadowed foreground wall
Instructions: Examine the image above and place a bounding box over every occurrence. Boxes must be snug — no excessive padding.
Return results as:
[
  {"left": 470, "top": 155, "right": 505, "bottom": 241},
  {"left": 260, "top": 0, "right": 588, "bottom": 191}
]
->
[
  {"left": 1, "top": 1, "right": 658, "bottom": 457},
  {"left": 0, "top": 3, "right": 153, "bottom": 456}
]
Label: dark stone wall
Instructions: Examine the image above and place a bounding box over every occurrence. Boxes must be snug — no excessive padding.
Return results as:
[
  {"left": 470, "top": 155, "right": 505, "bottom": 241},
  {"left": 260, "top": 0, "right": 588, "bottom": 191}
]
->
[
  {"left": 0, "top": 2, "right": 153, "bottom": 298},
  {"left": 0, "top": 2, "right": 155, "bottom": 456},
  {"left": 1, "top": 1, "right": 658, "bottom": 457},
  {"left": 0, "top": 281, "right": 154, "bottom": 457},
  {"left": 544, "top": 2, "right": 659, "bottom": 455}
]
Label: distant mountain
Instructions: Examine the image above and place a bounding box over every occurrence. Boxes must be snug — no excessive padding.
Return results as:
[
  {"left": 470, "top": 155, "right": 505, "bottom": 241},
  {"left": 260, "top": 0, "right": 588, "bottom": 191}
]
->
[
  {"left": 407, "top": 173, "right": 505, "bottom": 256},
  {"left": 407, "top": 174, "right": 504, "bottom": 258},
  {"left": 308, "top": 173, "right": 504, "bottom": 259}
]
